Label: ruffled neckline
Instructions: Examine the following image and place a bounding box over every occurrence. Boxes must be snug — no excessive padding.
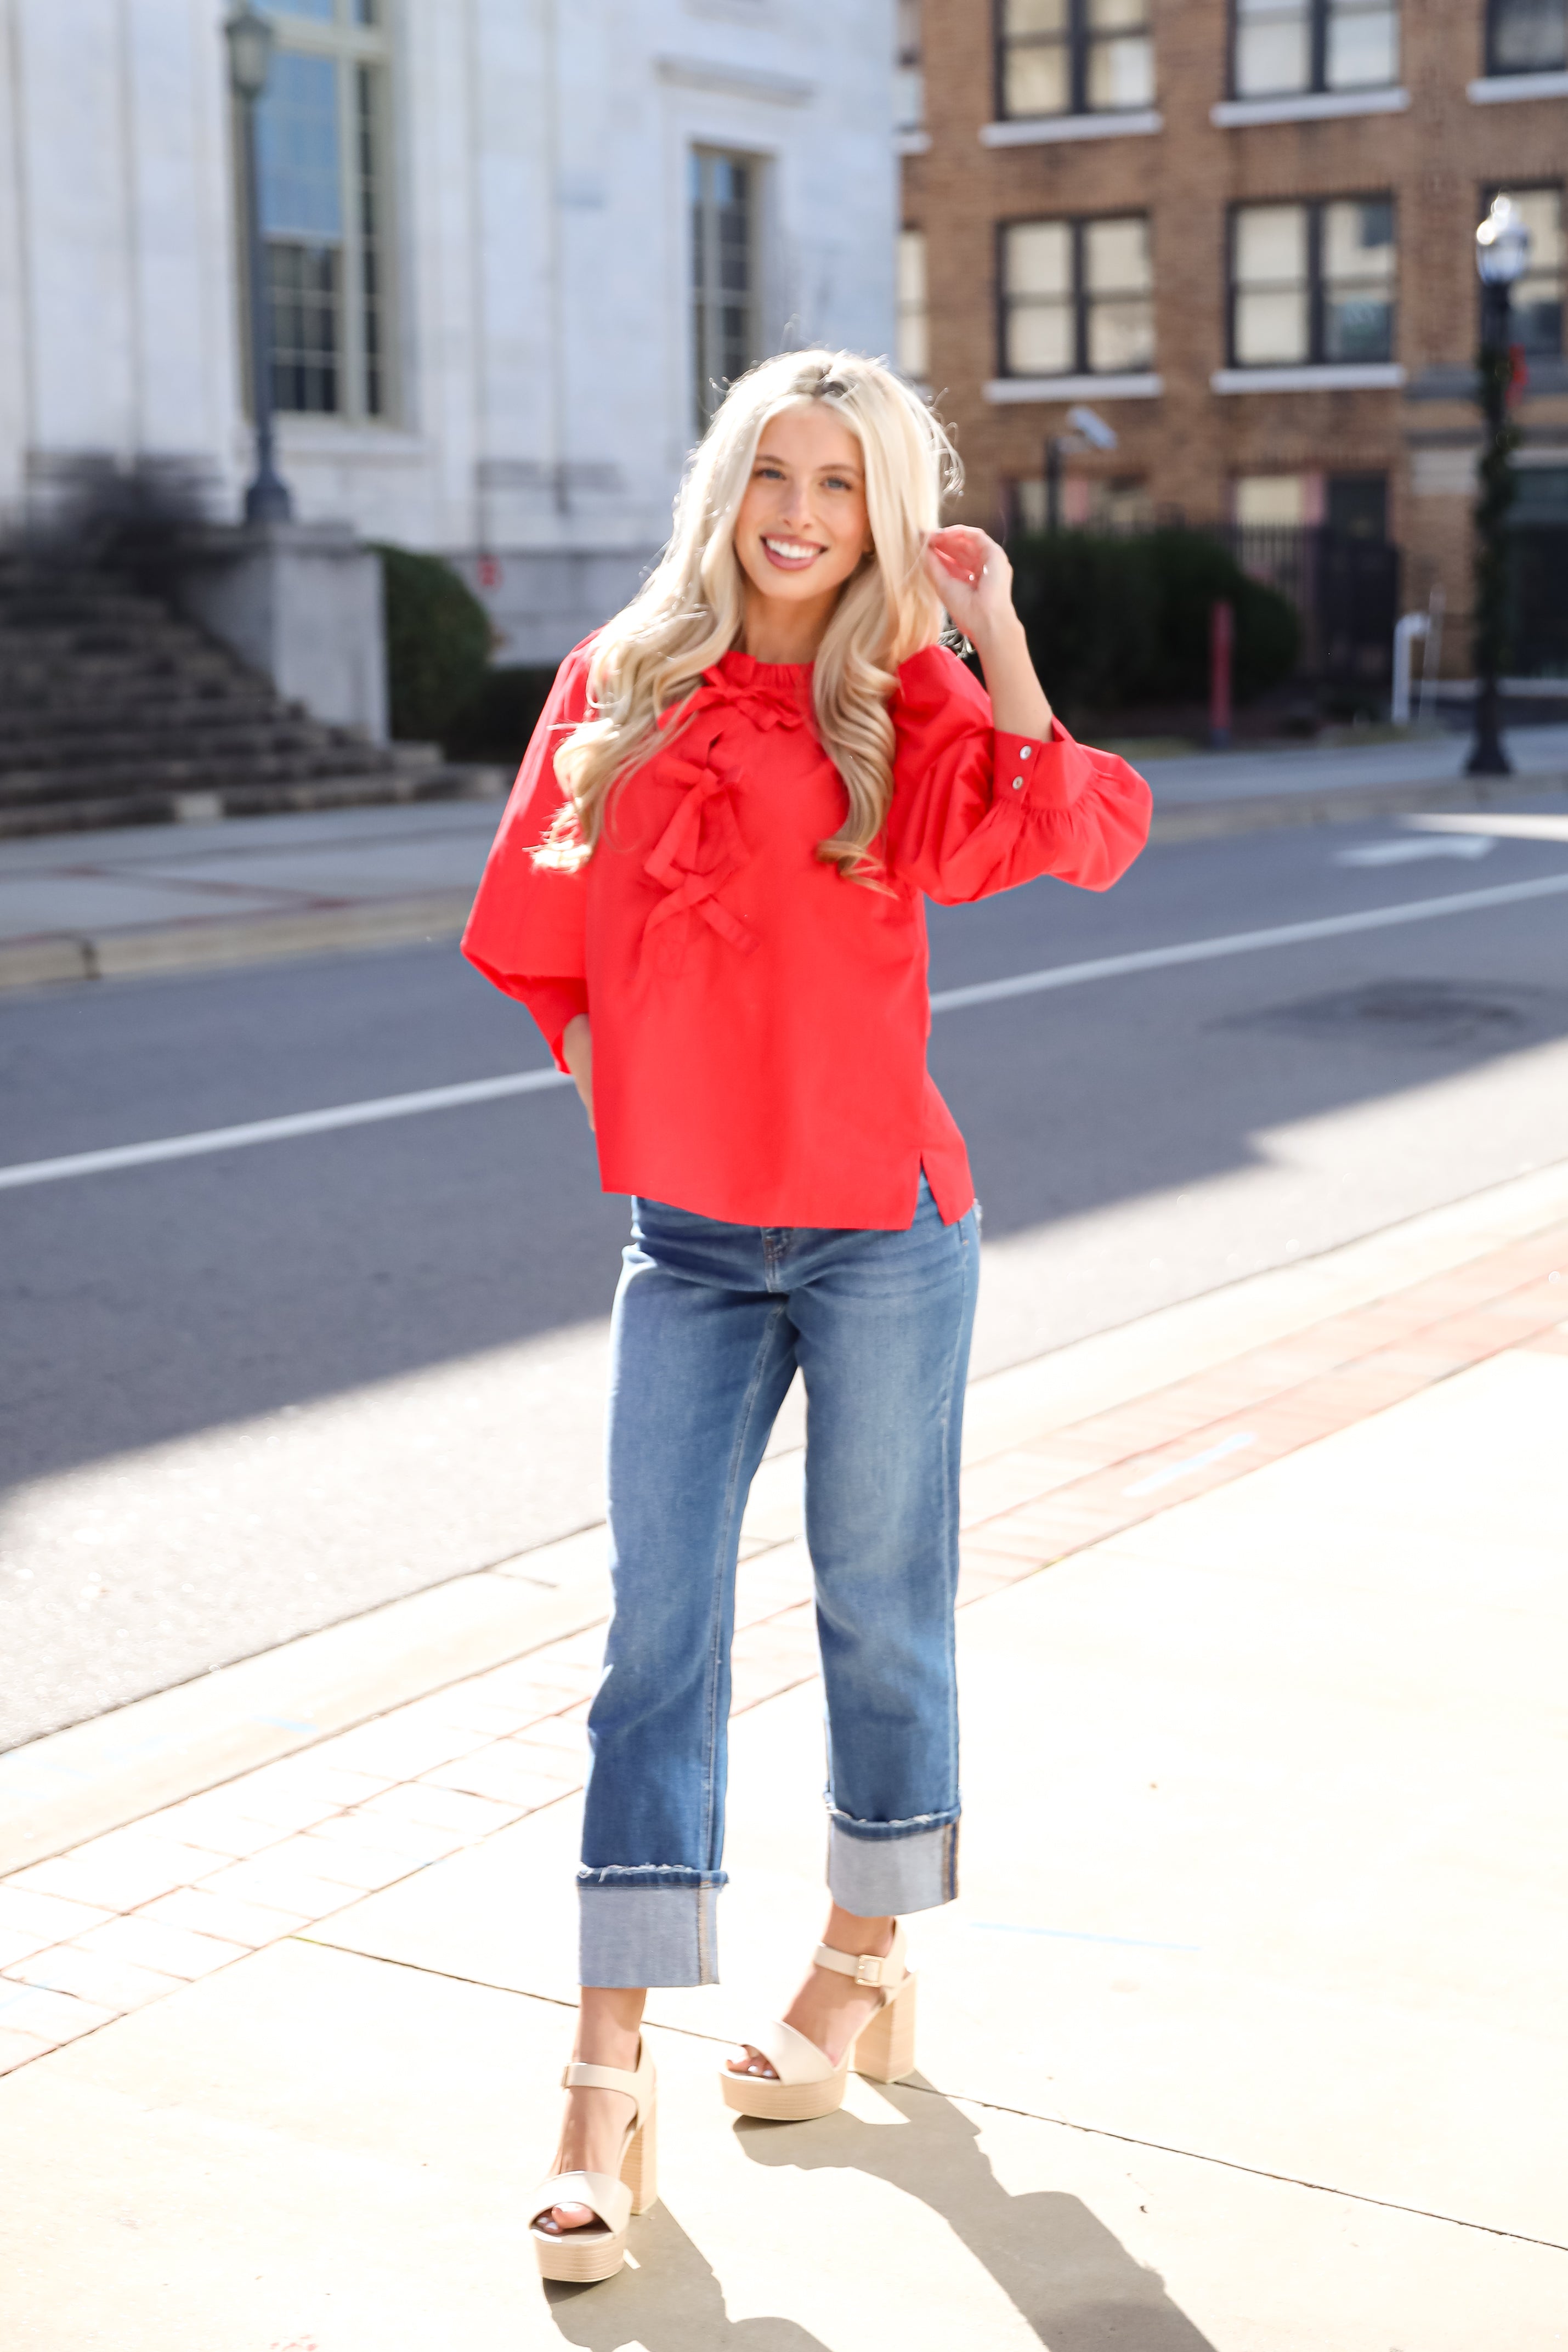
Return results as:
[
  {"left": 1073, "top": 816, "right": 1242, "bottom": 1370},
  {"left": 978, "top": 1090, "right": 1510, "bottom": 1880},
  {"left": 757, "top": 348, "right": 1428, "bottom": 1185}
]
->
[{"left": 711, "top": 647, "right": 814, "bottom": 694}]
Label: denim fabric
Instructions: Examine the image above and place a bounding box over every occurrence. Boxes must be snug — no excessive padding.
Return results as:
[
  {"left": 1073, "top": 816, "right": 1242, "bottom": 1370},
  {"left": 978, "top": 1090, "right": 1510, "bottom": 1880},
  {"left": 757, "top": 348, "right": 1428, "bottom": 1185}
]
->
[{"left": 578, "top": 1177, "right": 980, "bottom": 1988}]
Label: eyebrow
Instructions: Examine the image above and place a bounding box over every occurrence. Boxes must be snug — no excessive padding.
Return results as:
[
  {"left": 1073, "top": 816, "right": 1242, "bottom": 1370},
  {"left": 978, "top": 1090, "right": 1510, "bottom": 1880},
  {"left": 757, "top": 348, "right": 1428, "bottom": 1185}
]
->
[{"left": 753, "top": 449, "right": 864, "bottom": 478}]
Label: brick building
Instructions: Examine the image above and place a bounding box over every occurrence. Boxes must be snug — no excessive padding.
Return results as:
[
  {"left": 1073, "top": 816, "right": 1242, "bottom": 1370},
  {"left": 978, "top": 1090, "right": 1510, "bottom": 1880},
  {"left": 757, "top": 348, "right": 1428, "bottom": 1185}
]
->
[{"left": 897, "top": 0, "right": 1568, "bottom": 681}]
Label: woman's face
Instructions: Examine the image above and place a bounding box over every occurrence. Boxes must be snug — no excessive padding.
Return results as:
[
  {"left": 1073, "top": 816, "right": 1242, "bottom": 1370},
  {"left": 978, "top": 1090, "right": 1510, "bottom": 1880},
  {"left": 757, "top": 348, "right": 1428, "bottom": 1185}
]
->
[{"left": 733, "top": 405, "right": 871, "bottom": 618}]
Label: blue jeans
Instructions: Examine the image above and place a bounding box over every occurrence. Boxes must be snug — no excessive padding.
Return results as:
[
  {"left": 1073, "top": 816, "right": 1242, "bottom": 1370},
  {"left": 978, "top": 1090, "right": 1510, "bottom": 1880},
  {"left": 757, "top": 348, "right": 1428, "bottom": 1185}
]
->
[{"left": 579, "top": 1178, "right": 981, "bottom": 1988}]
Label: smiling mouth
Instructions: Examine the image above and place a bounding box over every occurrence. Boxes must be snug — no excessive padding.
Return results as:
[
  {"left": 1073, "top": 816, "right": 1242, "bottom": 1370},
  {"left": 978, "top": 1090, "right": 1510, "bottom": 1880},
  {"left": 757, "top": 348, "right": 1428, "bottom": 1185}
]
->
[{"left": 760, "top": 535, "right": 824, "bottom": 570}]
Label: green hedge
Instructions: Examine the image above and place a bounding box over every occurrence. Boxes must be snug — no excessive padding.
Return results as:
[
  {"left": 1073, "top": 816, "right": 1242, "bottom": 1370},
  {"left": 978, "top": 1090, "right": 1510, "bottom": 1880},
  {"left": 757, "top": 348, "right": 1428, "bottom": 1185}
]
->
[
  {"left": 1005, "top": 528, "right": 1300, "bottom": 720},
  {"left": 443, "top": 665, "right": 558, "bottom": 766},
  {"left": 373, "top": 543, "right": 494, "bottom": 746}
]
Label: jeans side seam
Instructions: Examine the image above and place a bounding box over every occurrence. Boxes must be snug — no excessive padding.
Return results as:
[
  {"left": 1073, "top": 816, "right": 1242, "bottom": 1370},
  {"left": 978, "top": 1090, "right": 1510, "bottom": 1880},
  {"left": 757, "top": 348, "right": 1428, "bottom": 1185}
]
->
[
  {"left": 933, "top": 1214, "right": 973, "bottom": 1814},
  {"left": 699, "top": 1298, "right": 790, "bottom": 1873}
]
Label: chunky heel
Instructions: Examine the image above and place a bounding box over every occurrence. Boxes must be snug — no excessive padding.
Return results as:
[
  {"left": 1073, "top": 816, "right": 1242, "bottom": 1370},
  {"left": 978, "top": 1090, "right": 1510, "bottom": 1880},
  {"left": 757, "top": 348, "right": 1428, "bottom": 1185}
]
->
[
  {"left": 853, "top": 1969, "right": 916, "bottom": 2082},
  {"left": 621, "top": 2091, "right": 658, "bottom": 2214},
  {"left": 529, "top": 2040, "right": 658, "bottom": 2283},
  {"left": 720, "top": 1926, "right": 915, "bottom": 2118}
]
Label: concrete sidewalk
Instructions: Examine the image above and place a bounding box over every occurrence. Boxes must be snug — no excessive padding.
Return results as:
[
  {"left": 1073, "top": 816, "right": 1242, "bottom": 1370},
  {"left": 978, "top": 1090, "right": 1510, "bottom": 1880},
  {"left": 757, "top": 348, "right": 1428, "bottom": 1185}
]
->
[
  {"left": 1, "top": 1160, "right": 1565, "bottom": 2348},
  {"left": 3, "top": 727, "right": 1567, "bottom": 992}
]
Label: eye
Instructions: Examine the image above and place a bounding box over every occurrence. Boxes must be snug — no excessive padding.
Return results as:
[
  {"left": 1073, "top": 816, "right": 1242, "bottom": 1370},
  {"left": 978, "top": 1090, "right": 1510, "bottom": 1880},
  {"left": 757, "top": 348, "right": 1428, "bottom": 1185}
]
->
[{"left": 823, "top": 474, "right": 853, "bottom": 491}]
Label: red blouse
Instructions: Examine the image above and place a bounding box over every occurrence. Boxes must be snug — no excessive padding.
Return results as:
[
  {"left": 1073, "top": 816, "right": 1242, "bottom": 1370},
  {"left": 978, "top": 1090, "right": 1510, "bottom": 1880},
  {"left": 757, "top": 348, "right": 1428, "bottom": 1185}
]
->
[{"left": 462, "top": 640, "right": 1151, "bottom": 1229}]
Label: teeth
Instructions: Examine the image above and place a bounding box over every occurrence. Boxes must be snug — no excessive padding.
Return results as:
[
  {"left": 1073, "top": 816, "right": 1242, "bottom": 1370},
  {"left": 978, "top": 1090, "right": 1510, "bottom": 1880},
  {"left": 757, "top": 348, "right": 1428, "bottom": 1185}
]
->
[{"left": 764, "top": 538, "right": 818, "bottom": 560}]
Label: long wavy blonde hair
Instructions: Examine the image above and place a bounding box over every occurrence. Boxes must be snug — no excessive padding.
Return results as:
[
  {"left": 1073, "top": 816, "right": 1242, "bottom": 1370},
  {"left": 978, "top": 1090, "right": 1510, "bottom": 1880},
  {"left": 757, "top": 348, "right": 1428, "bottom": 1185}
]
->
[{"left": 546, "top": 349, "right": 961, "bottom": 879}]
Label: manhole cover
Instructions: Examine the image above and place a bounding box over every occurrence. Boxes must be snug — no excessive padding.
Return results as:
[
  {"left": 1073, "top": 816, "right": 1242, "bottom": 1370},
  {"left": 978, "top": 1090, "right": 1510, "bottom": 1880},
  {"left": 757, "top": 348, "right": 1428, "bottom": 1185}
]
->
[{"left": 1221, "top": 979, "right": 1558, "bottom": 1050}]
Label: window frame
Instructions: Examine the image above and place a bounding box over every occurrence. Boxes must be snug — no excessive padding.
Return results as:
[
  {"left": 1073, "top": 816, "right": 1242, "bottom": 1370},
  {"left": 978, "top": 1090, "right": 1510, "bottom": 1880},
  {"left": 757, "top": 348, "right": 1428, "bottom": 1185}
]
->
[
  {"left": 897, "top": 225, "right": 930, "bottom": 382},
  {"left": 1225, "top": 192, "right": 1397, "bottom": 371},
  {"left": 1226, "top": 0, "right": 1401, "bottom": 101},
  {"left": 1484, "top": 0, "right": 1568, "bottom": 76},
  {"left": 690, "top": 146, "right": 762, "bottom": 434},
  {"left": 242, "top": 0, "right": 396, "bottom": 426},
  {"left": 996, "top": 210, "right": 1156, "bottom": 381},
  {"left": 994, "top": 0, "right": 1156, "bottom": 123}
]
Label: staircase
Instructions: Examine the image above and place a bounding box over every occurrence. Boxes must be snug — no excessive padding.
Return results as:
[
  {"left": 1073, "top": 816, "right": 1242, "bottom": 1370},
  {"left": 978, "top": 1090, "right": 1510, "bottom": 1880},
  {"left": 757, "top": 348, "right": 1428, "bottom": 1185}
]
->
[{"left": 0, "top": 553, "right": 485, "bottom": 839}]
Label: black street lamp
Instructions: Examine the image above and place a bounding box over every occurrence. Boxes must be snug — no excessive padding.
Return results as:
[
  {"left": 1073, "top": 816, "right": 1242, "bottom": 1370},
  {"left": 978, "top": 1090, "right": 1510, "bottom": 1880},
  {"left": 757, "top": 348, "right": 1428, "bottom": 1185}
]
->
[
  {"left": 1468, "top": 194, "right": 1531, "bottom": 777},
  {"left": 226, "top": 3, "right": 293, "bottom": 525}
]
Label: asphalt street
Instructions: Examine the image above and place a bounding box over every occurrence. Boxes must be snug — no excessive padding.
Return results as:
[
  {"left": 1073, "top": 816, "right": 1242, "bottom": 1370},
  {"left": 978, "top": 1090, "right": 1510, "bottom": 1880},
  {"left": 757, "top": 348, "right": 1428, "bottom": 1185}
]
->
[{"left": 4, "top": 800, "right": 1568, "bottom": 1747}]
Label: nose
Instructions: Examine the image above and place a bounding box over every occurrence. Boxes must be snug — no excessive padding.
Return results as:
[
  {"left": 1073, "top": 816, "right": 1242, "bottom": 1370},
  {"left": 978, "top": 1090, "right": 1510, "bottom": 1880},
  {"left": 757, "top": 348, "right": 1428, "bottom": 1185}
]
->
[{"left": 776, "top": 480, "right": 817, "bottom": 534}]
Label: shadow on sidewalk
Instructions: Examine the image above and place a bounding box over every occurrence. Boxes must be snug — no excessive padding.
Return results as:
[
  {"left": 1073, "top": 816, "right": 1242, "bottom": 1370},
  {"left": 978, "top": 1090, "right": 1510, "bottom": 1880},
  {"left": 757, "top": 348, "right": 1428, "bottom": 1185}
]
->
[
  {"left": 544, "top": 2198, "right": 830, "bottom": 2349},
  {"left": 542, "top": 2072, "right": 1216, "bottom": 2349},
  {"left": 734, "top": 2074, "right": 1218, "bottom": 2350}
]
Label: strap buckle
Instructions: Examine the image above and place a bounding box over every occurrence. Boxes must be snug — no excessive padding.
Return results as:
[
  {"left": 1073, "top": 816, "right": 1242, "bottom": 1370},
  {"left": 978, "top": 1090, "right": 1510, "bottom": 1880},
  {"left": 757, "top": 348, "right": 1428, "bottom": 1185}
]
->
[{"left": 853, "top": 1953, "right": 885, "bottom": 1987}]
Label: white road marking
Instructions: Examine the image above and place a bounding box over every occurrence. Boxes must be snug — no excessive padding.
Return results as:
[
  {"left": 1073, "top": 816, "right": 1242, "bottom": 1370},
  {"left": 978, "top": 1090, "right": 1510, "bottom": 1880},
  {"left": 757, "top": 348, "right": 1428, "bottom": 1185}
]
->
[
  {"left": 1408, "top": 811, "right": 1568, "bottom": 844},
  {"left": 1123, "top": 1431, "right": 1256, "bottom": 1496},
  {"left": 1335, "top": 836, "right": 1496, "bottom": 866},
  {"left": 926, "top": 868, "right": 1568, "bottom": 1015},
  {"left": 0, "top": 1070, "right": 571, "bottom": 1192},
  {"left": 4, "top": 866, "right": 1568, "bottom": 1195}
]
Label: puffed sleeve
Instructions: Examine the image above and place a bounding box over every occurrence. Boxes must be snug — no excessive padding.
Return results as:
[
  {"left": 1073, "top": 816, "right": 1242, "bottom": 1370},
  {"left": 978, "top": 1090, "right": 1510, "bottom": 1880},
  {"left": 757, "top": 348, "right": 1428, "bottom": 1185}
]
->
[
  {"left": 461, "top": 638, "right": 595, "bottom": 1067},
  {"left": 882, "top": 643, "right": 1152, "bottom": 904}
]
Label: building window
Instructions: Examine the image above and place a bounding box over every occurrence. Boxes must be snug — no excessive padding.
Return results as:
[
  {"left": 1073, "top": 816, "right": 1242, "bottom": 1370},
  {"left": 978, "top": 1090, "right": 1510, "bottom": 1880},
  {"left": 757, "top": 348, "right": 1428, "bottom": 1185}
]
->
[
  {"left": 1485, "top": 0, "right": 1567, "bottom": 72},
  {"left": 1483, "top": 187, "right": 1564, "bottom": 354},
  {"left": 1233, "top": 0, "right": 1399, "bottom": 98},
  {"left": 1235, "top": 473, "right": 1311, "bottom": 525},
  {"left": 252, "top": 1, "right": 390, "bottom": 420},
  {"left": 692, "top": 150, "right": 758, "bottom": 429},
  {"left": 897, "top": 0, "right": 925, "bottom": 129},
  {"left": 997, "top": 0, "right": 1154, "bottom": 121},
  {"left": 1229, "top": 197, "right": 1395, "bottom": 368},
  {"left": 897, "top": 229, "right": 930, "bottom": 380},
  {"left": 1000, "top": 215, "right": 1154, "bottom": 376}
]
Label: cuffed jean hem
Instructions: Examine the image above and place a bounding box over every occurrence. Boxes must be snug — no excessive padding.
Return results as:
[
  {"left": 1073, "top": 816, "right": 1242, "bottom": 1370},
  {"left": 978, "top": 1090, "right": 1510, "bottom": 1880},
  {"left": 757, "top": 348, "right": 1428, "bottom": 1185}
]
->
[
  {"left": 827, "top": 1813, "right": 960, "bottom": 1915},
  {"left": 576, "top": 1878, "right": 723, "bottom": 1988}
]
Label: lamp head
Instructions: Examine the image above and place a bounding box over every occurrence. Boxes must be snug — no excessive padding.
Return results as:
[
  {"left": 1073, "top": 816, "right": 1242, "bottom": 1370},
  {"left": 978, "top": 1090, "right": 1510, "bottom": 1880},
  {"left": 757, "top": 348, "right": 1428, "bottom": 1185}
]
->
[
  {"left": 1065, "top": 403, "right": 1119, "bottom": 452},
  {"left": 1475, "top": 195, "right": 1531, "bottom": 289},
  {"left": 225, "top": 4, "right": 275, "bottom": 103}
]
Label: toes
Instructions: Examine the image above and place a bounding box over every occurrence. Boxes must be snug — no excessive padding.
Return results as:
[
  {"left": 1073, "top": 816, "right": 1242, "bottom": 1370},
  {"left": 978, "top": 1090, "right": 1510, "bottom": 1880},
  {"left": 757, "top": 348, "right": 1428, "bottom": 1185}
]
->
[{"left": 551, "top": 2202, "right": 594, "bottom": 2231}]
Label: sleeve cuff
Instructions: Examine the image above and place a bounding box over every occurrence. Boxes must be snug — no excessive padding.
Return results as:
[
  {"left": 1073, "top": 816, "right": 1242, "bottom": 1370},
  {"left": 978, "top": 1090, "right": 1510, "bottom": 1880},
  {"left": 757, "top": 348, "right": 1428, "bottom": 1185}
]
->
[{"left": 993, "top": 720, "right": 1082, "bottom": 812}]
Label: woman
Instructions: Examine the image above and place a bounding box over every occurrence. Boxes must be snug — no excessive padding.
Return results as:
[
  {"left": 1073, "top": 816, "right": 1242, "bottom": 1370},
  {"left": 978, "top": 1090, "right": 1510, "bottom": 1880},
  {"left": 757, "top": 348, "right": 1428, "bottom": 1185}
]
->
[{"left": 462, "top": 349, "right": 1151, "bottom": 2283}]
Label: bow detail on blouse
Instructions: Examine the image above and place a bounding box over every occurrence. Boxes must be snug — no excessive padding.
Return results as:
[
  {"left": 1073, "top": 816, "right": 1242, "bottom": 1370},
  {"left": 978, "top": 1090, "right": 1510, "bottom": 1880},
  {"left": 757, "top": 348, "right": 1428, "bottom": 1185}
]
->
[
  {"left": 694, "top": 663, "right": 808, "bottom": 733},
  {"left": 641, "top": 751, "right": 758, "bottom": 972}
]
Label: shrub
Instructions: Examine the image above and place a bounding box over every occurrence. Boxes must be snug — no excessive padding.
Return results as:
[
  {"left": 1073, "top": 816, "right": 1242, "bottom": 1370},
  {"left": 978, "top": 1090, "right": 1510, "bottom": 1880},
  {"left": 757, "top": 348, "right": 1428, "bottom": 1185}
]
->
[
  {"left": 373, "top": 543, "right": 493, "bottom": 746},
  {"left": 443, "top": 665, "right": 558, "bottom": 768},
  {"left": 1006, "top": 528, "right": 1300, "bottom": 720}
]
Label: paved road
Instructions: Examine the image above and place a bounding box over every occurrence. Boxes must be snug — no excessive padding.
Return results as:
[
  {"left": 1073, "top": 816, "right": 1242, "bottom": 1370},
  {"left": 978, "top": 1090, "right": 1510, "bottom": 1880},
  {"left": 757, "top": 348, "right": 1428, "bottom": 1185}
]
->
[{"left": 4, "top": 801, "right": 1568, "bottom": 1747}]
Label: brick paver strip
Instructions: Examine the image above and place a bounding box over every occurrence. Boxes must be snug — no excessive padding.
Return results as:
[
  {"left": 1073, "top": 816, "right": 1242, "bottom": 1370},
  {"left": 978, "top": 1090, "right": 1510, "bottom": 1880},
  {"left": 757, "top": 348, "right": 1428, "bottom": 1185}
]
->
[{"left": 1, "top": 1221, "right": 1563, "bottom": 2071}]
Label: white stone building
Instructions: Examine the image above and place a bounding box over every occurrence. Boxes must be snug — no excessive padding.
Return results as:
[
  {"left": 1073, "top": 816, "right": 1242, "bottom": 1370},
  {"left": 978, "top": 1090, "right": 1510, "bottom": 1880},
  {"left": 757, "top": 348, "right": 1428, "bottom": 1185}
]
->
[{"left": 0, "top": 1, "right": 898, "bottom": 662}]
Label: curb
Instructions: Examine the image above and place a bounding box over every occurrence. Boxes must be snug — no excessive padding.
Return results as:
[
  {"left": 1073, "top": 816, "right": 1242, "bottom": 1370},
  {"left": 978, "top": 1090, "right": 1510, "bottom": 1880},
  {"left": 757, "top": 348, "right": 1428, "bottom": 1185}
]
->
[{"left": 0, "top": 888, "right": 474, "bottom": 994}]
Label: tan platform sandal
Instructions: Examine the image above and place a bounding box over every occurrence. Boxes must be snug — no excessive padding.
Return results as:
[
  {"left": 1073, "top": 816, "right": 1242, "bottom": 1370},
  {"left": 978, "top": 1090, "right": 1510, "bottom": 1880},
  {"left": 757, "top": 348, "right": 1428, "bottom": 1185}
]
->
[
  {"left": 528, "top": 2039, "right": 658, "bottom": 2284},
  {"left": 720, "top": 1924, "right": 916, "bottom": 2121}
]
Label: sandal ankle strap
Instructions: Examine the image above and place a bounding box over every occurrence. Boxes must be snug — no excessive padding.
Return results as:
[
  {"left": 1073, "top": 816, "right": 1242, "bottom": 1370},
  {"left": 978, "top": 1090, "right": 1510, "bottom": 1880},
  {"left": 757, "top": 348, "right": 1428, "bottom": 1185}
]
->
[
  {"left": 813, "top": 1921, "right": 907, "bottom": 1988},
  {"left": 562, "top": 2060, "right": 641, "bottom": 2097}
]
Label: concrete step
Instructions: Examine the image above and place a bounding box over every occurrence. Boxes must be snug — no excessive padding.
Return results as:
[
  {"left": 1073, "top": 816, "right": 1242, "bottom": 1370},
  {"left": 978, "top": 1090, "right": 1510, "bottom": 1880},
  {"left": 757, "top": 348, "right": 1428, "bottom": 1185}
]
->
[
  {"left": 0, "top": 765, "right": 500, "bottom": 839},
  {"left": 0, "top": 748, "right": 408, "bottom": 806},
  {"left": 0, "top": 722, "right": 357, "bottom": 771}
]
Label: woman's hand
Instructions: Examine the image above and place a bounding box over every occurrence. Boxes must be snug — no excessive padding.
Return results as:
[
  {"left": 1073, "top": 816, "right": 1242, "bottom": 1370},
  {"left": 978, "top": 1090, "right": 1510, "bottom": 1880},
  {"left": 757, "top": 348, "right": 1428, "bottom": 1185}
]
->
[
  {"left": 923, "top": 527, "right": 1053, "bottom": 742},
  {"left": 922, "top": 527, "right": 1017, "bottom": 652},
  {"left": 561, "top": 1013, "right": 595, "bottom": 1130}
]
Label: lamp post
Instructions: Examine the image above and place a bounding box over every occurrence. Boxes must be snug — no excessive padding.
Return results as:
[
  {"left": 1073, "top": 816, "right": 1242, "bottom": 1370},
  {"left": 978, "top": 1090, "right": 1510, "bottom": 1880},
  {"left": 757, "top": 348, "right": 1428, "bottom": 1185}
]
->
[
  {"left": 225, "top": 3, "right": 293, "bottom": 525},
  {"left": 1468, "top": 194, "right": 1530, "bottom": 776},
  {"left": 1043, "top": 403, "right": 1118, "bottom": 533}
]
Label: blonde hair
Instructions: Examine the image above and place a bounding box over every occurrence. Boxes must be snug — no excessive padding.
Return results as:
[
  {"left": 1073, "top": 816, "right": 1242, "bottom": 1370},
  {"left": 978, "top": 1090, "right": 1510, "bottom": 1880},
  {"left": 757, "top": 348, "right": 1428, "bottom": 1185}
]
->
[{"left": 547, "top": 349, "right": 961, "bottom": 880}]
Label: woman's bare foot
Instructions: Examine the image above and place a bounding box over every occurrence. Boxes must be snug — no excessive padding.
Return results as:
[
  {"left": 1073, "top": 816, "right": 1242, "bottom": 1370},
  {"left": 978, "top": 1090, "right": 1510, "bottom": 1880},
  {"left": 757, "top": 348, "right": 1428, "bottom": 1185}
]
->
[
  {"left": 727, "top": 1904, "right": 896, "bottom": 2080},
  {"left": 535, "top": 1986, "right": 647, "bottom": 2236}
]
